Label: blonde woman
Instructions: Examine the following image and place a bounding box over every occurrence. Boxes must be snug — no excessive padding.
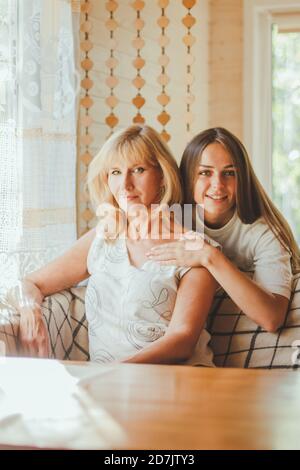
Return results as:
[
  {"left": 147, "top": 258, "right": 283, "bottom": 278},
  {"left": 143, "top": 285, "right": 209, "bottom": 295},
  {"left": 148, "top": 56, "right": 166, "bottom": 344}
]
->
[
  {"left": 11, "top": 125, "right": 216, "bottom": 365},
  {"left": 148, "top": 127, "right": 300, "bottom": 332}
]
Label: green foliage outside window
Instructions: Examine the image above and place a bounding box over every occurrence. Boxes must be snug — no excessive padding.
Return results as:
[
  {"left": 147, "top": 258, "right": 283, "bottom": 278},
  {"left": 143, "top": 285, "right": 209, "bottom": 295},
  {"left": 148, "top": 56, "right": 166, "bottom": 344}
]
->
[{"left": 272, "top": 26, "right": 300, "bottom": 246}]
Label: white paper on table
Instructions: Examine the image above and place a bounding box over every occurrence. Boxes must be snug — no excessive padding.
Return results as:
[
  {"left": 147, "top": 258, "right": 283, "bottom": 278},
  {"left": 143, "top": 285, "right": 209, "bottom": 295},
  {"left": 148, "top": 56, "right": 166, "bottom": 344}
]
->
[{"left": 0, "top": 359, "right": 125, "bottom": 449}]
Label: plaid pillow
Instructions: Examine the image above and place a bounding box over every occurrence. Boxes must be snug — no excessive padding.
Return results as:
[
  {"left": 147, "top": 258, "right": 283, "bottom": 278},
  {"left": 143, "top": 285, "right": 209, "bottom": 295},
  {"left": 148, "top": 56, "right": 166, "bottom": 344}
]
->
[
  {"left": 0, "top": 288, "right": 89, "bottom": 361},
  {"left": 2, "top": 275, "right": 300, "bottom": 369},
  {"left": 207, "top": 274, "right": 300, "bottom": 369},
  {"left": 41, "top": 286, "right": 89, "bottom": 361}
]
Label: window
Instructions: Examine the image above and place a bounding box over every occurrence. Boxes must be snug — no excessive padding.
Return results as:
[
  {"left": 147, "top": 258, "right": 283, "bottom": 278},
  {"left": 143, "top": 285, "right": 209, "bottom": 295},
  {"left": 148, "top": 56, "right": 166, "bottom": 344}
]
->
[
  {"left": 0, "top": 0, "right": 21, "bottom": 295},
  {"left": 0, "top": 0, "right": 78, "bottom": 295},
  {"left": 244, "top": 0, "right": 300, "bottom": 246},
  {"left": 272, "top": 24, "right": 300, "bottom": 244},
  {"left": 0, "top": 0, "right": 10, "bottom": 120}
]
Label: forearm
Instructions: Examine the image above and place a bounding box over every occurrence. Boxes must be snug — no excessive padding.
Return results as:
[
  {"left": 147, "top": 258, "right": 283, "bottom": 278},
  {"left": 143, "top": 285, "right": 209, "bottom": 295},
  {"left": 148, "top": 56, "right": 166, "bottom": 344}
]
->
[
  {"left": 205, "top": 247, "right": 284, "bottom": 331},
  {"left": 123, "top": 331, "right": 192, "bottom": 365}
]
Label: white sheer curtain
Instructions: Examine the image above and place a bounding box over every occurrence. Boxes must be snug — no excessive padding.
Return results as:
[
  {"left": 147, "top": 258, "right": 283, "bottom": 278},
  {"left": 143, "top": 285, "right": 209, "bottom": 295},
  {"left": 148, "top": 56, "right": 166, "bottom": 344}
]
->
[{"left": 0, "top": 0, "right": 79, "bottom": 295}]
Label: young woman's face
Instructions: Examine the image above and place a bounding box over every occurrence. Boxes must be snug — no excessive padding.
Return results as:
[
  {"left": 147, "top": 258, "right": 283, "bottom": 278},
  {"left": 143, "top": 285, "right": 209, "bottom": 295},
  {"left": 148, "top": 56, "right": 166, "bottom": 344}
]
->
[
  {"left": 107, "top": 160, "right": 163, "bottom": 211},
  {"left": 193, "top": 142, "right": 237, "bottom": 228}
]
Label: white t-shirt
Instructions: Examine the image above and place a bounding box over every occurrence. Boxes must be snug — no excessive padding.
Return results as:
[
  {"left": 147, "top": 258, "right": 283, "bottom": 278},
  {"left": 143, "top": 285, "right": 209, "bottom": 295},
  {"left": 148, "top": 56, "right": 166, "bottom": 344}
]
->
[
  {"left": 205, "top": 212, "right": 292, "bottom": 299},
  {"left": 85, "top": 234, "right": 214, "bottom": 366}
]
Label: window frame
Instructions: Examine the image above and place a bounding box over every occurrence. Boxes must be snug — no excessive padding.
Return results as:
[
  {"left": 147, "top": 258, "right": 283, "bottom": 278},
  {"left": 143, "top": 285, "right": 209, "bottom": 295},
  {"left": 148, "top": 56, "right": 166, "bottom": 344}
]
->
[{"left": 243, "top": 0, "right": 300, "bottom": 196}]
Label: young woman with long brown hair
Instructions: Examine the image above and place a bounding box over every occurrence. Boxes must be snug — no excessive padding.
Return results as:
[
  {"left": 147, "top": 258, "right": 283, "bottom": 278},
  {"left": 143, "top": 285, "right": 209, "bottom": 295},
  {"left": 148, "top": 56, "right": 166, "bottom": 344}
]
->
[{"left": 148, "top": 127, "right": 300, "bottom": 332}]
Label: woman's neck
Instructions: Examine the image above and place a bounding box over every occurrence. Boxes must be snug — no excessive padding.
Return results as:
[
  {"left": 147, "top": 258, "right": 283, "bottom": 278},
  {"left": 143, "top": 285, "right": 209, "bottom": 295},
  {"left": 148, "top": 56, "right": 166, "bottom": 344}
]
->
[
  {"left": 127, "top": 210, "right": 181, "bottom": 241},
  {"left": 205, "top": 208, "right": 235, "bottom": 229}
]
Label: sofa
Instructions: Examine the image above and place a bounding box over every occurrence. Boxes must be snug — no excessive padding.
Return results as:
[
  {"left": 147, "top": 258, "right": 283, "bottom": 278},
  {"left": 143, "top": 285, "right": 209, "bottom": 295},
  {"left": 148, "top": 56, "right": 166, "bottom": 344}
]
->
[{"left": 1, "top": 274, "right": 300, "bottom": 369}]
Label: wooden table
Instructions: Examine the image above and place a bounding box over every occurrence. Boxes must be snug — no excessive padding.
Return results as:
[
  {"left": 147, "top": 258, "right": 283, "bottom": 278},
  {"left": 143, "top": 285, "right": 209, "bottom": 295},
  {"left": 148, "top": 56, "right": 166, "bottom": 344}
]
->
[{"left": 0, "top": 358, "right": 299, "bottom": 449}]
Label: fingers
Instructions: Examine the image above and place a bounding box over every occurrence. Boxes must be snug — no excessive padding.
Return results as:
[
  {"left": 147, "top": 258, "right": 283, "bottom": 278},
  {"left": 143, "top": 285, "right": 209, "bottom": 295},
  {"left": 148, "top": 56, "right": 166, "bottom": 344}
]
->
[
  {"left": 158, "top": 259, "right": 178, "bottom": 266},
  {"left": 147, "top": 251, "right": 175, "bottom": 262},
  {"left": 19, "top": 336, "right": 35, "bottom": 357},
  {"left": 22, "top": 334, "right": 47, "bottom": 358},
  {"left": 23, "top": 334, "right": 48, "bottom": 358},
  {"left": 19, "top": 312, "right": 36, "bottom": 356},
  {"left": 20, "top": 313, "right": 34, "bottom": 343},
  {"left": 19, "top": 307, "right": 47, "bottom": 358},
  {"left": 148, "top": 241, "right": 181, "bottom": 253},
  {"left": 36, "top": 321, "right": 49, "bottom": 358},
  {"left": 147, "top": 246, "right": 179, "bottom": 257},
  {"left": 27, "top": 339, "right": 39, "bottom": 357},
  {"left": 37, "top": 337, "right": 49, "bottom": 358},
  {"left": 184, "top": 239, "right": 204, "bottom": 251}
]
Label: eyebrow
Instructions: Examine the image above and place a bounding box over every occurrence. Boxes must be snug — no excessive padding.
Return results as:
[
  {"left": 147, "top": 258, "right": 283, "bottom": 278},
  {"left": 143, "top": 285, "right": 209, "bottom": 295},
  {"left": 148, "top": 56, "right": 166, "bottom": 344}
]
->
[{"left": 199, "top": 164, "right": 236, "bottom": 169}]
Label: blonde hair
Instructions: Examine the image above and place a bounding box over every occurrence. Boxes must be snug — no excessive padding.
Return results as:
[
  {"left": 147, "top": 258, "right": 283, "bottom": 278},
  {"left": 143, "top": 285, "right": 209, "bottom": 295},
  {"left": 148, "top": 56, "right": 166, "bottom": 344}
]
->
[
  {"left": 88, "top": 125, "right": 182, "bottom": 237},
  {"left": 180, "top": 127, "right": 300, "bottom": 273}
]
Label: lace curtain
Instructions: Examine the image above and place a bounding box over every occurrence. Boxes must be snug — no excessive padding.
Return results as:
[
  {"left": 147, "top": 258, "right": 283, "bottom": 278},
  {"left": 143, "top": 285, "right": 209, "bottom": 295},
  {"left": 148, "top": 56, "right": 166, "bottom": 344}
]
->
[{"left": 0, "top": 0, "right": 79, "bottom": 295}]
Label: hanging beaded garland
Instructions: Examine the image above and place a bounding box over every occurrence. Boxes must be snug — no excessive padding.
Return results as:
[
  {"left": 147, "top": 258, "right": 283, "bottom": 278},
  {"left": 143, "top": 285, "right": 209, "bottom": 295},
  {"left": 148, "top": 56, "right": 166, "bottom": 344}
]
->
[
  {"left": 79, "top": 0, "right": 94, "bottom": 233},
  {"left": 71, "top": 0, "right": 81, "bottom": 13},
  {"left": 182, "top": 0, "right": 196, "bottom": 135},
  {"left": 157, "top": 0, "right": 171, "bottom": 143},
  {"left": 105, "top": 0, "right": 119, "bottom": 134},
  {"left": 131, "top": 0, "right": 146, "bottom": 124}
]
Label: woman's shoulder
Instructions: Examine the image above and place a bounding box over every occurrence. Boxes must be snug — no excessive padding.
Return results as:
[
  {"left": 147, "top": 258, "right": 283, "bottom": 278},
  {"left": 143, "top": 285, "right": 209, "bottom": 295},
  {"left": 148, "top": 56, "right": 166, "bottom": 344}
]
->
[
  {"left": 225, "top": 215, "right": 289, "bottom": 260},
  {"left": 246, "top": 216, "right": 278, "bottom": 239},
  {"left": 247, "top": 217, "right": 290, "bottom": 257},
  {"left": 246, "top": 216, "right": 271, "bottom": 237},
  {"left": 86, "top": 227, "right": 110, "bottom": 274},
  {"left": 234, "top": 215, "right": 271, "bottom": 241}
]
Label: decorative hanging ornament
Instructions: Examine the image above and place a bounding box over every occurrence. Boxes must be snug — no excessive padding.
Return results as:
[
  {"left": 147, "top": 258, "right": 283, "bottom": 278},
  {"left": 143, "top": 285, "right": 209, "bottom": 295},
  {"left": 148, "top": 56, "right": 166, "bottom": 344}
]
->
[
  {"left": 157, "top": 0, "right": 171, "bottom": 142},
  {"left": 131, "top": 0, "right": 146, "bottom": 124},
  {"left": 105, "top": 0, "right": 119, "bottom": 134},
  {"left": 79, "top": 0, "right": 94, "bottom": 234},
  {"left": 182, "top": 0, "right": 196, "bottom": 135}
]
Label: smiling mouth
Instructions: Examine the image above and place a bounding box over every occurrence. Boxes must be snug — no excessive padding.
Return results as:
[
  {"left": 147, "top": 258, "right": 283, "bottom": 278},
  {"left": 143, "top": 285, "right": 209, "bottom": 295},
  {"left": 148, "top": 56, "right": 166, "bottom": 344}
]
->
[{"left": 206, "top": 195, "right": 228, "bottom": 201}]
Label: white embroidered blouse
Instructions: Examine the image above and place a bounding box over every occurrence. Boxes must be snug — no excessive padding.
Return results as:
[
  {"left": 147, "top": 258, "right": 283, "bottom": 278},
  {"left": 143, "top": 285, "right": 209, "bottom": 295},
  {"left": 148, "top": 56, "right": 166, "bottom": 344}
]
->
[{"left": 85, "top": 234, "right": 214, "bottom": 366}]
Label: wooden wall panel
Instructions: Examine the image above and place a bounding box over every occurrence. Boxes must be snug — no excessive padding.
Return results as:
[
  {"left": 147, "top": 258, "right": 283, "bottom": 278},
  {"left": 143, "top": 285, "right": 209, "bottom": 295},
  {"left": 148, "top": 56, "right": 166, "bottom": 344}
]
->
[{"left": 208, "top": 0, "right": 243, "bottom": 140}]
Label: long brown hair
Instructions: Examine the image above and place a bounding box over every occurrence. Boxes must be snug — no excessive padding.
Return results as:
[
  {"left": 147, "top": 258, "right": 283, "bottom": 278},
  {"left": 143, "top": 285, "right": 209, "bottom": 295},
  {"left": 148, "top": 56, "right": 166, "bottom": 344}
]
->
[{"left": 180, "top": 127, "right": 300, "bottom": 273}]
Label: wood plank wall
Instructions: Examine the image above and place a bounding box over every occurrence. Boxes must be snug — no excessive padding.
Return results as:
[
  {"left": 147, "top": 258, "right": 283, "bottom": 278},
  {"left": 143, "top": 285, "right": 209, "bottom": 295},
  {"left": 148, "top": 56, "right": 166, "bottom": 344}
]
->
[{"left": 208, "top": 0, "right": 243, "bottom": 140}]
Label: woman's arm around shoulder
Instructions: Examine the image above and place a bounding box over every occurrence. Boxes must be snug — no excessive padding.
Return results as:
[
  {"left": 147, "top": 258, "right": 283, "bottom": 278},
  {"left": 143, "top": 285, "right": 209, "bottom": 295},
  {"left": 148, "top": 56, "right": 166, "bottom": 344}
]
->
[
  {"left": 205, "top": 244, "right": 290, "bottom": 332},
  {"left": 148, "top": 235, "right": 291, "bottom": 333}
]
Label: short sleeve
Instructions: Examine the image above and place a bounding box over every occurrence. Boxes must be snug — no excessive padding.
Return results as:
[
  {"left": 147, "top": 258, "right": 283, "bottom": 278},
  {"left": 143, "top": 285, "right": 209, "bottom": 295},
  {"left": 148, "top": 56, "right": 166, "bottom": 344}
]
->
[
  {"left": 87, "top": 232, "right": 105, "bottom": 275},
  {"left": 175, "top": 266, "right": 192, "bottom": 280},
  {"left": 252, "top": 227, "right": 292, "bottom": 299}
]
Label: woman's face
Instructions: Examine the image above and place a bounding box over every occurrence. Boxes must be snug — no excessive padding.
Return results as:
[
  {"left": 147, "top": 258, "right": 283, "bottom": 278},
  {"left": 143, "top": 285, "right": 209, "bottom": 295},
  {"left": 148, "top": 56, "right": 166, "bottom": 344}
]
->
[
  {"left": 193, "top": 142, "right": 237, "bottom": 228},
  {"left": 107, "top": 159, "right": 163, "bottom": 211}
]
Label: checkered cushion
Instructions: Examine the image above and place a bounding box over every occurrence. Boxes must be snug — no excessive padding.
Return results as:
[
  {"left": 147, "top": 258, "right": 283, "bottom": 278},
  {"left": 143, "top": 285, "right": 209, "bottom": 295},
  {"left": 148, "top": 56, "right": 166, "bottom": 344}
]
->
[
  {"left": 1, "top": 275, "right": 299, "bottom": 368},
  {"left": 41, "top": 287, "right": 89, "bottom": 361},
  {"left": 207, "top": 274, "right": 300, "bottom": 369}
]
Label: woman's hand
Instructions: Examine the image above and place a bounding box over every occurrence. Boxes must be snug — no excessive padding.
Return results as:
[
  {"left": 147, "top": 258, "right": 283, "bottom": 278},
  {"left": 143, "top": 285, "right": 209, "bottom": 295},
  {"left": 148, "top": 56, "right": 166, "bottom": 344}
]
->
[
  {"left": 146, "top": 232, "right": 214, "bottom": 268},
  {"left": 19, "top": 304, "right": 49, "bottom": 358},
  {"left": 7, "top": 280, "right": 49, "bottom": 358}
]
